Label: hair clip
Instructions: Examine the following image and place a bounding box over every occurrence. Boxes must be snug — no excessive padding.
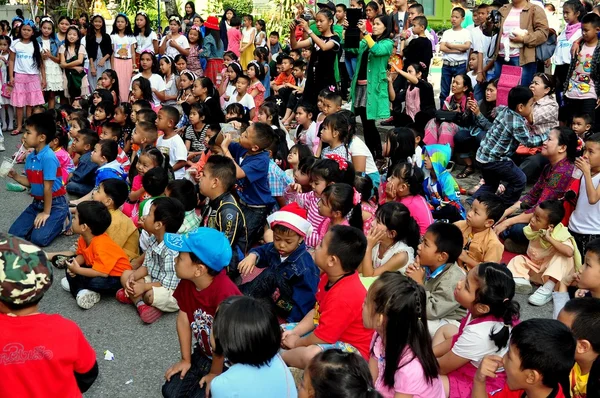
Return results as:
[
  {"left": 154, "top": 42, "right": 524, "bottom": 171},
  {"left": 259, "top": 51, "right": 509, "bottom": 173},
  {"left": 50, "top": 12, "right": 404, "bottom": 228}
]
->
[
  {"left": 419, "top": 61, "right": 427, "bottom": 69},
  {"left": 137, "top": 11, "right": 148, "bottom": 17},
  {"left": 169, "top": 16, "right": 181, "bottom": 23},
  {"left": 141, "top": 49, "right": 155, "bottom": 55},
  {"left": 328, "top": 85, "right": 336, "bottom": 92},
  {"left": 352, "top": 188, "right": 362, "bottom": 206},
  {"left": 161, "top": 54, "right": 174, "bottom": 63},
  {"left": 325, "top": 153, "right": 348, "bottom": 171},
  {"left": 22, "top": 19, "right": 36, "bottom": 28},
  {"left": 40, "top": 17, "right": 54, "bottom": 25}
]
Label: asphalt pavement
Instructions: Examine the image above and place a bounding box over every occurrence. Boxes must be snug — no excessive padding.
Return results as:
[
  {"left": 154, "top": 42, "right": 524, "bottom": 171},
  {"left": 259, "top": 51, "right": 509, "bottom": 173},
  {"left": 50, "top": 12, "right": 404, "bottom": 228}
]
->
[{"left": 0, "top": 131, "right": 552, "bottom": 398}]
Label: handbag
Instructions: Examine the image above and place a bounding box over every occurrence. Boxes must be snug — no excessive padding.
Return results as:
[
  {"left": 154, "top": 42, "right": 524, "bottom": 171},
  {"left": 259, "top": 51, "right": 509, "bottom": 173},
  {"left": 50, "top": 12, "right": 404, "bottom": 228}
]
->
[
  {"left": 536, "top": 32, "right": 556, "bottom": 62},
  {"left": 435, "top": 110, "right": 470, "bottom": 127},
  {"left": 1, "top": 83, "right": 12, "bottom": 99}
]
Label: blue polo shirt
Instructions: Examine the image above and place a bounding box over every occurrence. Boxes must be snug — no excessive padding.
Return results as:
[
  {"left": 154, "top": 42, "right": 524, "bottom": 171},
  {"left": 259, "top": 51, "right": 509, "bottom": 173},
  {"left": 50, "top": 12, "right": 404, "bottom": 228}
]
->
[
  {"left": 229, "top": 142, "right": 275, "bottom": 206},
  {"left": 25, "top": 144, "right": 66, "bottom": 200}
]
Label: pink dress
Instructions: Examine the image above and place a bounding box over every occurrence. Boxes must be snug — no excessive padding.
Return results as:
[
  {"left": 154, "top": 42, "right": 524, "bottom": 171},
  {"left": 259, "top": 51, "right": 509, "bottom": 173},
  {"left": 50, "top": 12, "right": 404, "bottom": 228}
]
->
[
  {"left": 54, "top": 148, "right": 75, "bottom": 185},
  {"left": 361, "top": 201, "right": 377, "bottom": 235},
  {"left": 121, "top": 174, "right": 151, "bottom": 224},
  {"left": 187, "top": 44, "right": 203, "bottom": 77},
  {"left": 249, "top": 80, "right": 265, "bottom": 121},
  {"left": 317, "top": 218, "right": 349, "bottom": 243},
  {"left": 399, "top": 195, "right": 434, "bottom": 236},
  {"left": 227, "top": 28, "right": 242, "bottom": 57}
]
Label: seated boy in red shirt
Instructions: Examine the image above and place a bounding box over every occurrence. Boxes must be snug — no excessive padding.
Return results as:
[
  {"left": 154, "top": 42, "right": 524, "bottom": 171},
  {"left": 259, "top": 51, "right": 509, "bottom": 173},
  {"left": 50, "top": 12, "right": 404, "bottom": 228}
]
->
[
  {"left": 0, "top": 233, "right": 98, "bottom": 398},
  {"left": 162, "top": 228, "right": 241, "bottom": 397},
  {"left": 53, "top": 201, "right": 132, "bottom": 310},
  {"left": 473, "top": 318, "right": 575, "bottom": 398},
  {"left": 280, "top": 225, "right": 374, "bottom": 369}
]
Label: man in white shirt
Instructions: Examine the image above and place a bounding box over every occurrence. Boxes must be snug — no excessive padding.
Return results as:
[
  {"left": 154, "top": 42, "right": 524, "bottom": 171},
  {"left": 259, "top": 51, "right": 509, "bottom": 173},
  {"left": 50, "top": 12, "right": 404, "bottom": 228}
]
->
[
  {"left": 439, "top": 8, "right": 472, "bottom": 106},
  {"left": 471, "top": 3, "right": 500, "bottom": 99}
]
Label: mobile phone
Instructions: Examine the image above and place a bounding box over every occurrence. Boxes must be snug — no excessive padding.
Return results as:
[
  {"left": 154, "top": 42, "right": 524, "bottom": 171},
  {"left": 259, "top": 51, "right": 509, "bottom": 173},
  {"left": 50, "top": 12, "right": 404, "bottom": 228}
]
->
[{"left": 468, "top": 92, "right": 474, "bottom": 101}]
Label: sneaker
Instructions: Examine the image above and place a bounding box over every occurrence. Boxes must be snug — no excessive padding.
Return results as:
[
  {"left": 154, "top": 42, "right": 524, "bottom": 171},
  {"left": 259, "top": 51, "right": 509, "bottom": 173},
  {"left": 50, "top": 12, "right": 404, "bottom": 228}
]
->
[
  {"left": 60, "top": 277, "right": 70, "bottom": 292},
  {"left": 380, "top": 117, "right": 395, "bottom": 126},
  {"left": 0, "top": 141, "right": 5, "bottom": 152},
  {"left": 76, "top": 289, "right": 101, "bottom": 310},
  {"left": 528, "top": 285, "right": 553, "bottom": 306},
  {"left": 514, "top": 277, "right": 532, "bottom": 295},
  {"left": 115, "top": 288, "right": 132, "bottom": 304},
  {"left": 137, "top": 303, "right": 163, "bottom": 324}
]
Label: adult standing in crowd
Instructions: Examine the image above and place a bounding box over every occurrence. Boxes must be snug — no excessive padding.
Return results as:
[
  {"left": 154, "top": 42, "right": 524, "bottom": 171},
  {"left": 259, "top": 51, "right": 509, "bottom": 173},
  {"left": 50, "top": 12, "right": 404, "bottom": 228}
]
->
[
  {"left": 219, "top": 8, "right": 236, "bottom": 52},
  {"left": 182, "top": 1, "right": 200, "bottom": 34}
]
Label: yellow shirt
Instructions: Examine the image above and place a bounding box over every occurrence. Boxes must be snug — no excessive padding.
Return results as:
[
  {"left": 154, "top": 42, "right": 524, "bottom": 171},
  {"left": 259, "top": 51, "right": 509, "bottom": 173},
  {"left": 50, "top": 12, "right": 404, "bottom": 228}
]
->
[
  {"left": 570, "top": 362, "right": 588, "bottom": 398},
  {"left": 107, "top": 209, "right": 140, "bottom": 260},
  {"left": 454, "top": 221, "right": 504, "bottom": 269}
]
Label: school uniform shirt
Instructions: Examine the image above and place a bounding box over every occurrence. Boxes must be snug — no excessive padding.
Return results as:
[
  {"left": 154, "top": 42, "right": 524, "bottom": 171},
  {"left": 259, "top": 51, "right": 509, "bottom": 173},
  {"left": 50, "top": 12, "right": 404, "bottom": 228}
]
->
[
  {"left": 228, "top": 142, "right": 274, "bottom": 206},
  {"left": 173, "top": 272, "right": 241, "bottom": 358},
  {"left": 440, "top": 28, "right": 471, "bottom": 63},
  {"left": 75, "top": 233, "right": 132, "bottom": 277},
  {"left": 156, "top": 134, "right": 188, "bottom": 179},
  {"left": 25, "top": 144, "right": 66, "bottom": 200},
  {"left": 130, "top": 73, "right": 166, "bottom": 107},
  {"left": 95, "top": 159, "right": 127, "bottom": 187},
  {"left": 0, "top": 313, "right": 97, "bottom": 398},
  {"left": 423, "top": 262, "right": 467, "bottom": 322},
  {"left": 107, "top": 208, "right": 139, "bottom": 260},
  {"left": 454, "top": 221, "right": 504, "bottom": 267},
  {"left": 224, "top": 91, "right": 255, "bottom": 113},
  {"left": 313, "top": 272, "right": 374, "bottom": 359},
  {"left": 10, "top": 39, "right": 39, "bottom": 74}
]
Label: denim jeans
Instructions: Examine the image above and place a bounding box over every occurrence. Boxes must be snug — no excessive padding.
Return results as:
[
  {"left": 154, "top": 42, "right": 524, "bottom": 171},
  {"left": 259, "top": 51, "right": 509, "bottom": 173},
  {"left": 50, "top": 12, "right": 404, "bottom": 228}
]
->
[
  {"left": 9, "top": 196, "right": 69, "bottom": 247},
  {"left": 162, "top": 346, "right": 216, "bottom": 398},
  {"left": 500, "top": 223, "right": 528, "bottom": 245},
  {"left": 491, "top": 57, "right": 536, "bottom": 87},
  {"left": 240, "top": 202, "right": 273, "bottom": 246},
  {"left": 473, "top": 160, "right": 527, "bottom": 206},
  {"left": 440, "top": 63, "right": 467, "bottom": 107},
  {"left": 474, "top": 82, "right": 484, "bottom": 101},
  {"left": 66, "top": 181, "right": 94, "bottom": 197},
  {"left": 345, "top": 52, "right": 357, "bottom": 80},
  {"left": 66, "top": 270, "right": 121, "bottom": 297}
]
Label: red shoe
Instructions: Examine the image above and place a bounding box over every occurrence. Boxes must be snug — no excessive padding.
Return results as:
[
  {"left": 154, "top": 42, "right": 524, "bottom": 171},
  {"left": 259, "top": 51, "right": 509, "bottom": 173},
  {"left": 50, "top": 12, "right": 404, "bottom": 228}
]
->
[
  {"left": 137, "top": 303, "right": 163, "bottom": 324},
  {"left": 115, "top": 288, "right": 132, "bottom": 304}
]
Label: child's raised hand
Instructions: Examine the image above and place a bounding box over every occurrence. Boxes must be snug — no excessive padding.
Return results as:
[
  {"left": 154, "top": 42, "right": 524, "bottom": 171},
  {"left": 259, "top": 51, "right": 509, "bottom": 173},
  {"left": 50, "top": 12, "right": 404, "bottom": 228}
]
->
[
  {"left": 385, "top": 180, "right": 397, "bottom": 200},
  {"left": 543, "top": 226, "right": 554, "bottom": 241},
  {"left": 221, "top": 133, "right": 232, "bottom": 151},
  {"left": 575, "top": 156, "right": 591, "bottom": 175},
  {"left": 290, "top": 183, "right": 303, "bottom": 193},
  {"left": 406, "top": 255, "right": 425, "bottom": 285},
  {"left": 281, "top": 331, "right": 300, "bottom": 349},
  {"left": 238, "top": 253, "right": 258, "bottom": 276},
  {"left": 575, "top": 288, "right": 589, "bottom": 298},
  {"left": 475, "top": 355, "right": 503, "bottom": 383},
  {"left": 366, "top": 227, "right": 386, "bottom": 248}
]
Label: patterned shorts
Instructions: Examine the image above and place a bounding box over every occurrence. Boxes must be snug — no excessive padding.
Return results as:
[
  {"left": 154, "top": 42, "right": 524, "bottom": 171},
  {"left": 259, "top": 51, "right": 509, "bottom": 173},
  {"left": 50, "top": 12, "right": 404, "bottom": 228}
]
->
[{"left": 281, "top": 323, "right": 358, "bottom": 354}]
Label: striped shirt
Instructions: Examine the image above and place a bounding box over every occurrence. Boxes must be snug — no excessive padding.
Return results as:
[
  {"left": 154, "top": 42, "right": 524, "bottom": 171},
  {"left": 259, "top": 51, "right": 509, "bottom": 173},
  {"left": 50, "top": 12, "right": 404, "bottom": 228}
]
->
[
  {"left": 25, "top": 144, "right": 66, "bottom": 200},
  {"left": 285, "top": 188, "right": 325, "bottom": 249}
]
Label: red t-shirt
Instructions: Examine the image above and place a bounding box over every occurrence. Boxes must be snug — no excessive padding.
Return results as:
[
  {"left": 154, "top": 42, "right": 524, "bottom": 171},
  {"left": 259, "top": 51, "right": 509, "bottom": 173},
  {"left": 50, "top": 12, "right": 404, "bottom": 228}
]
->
[
  {"left": 313, "top": 272, "right": 374, "bottom": 359},
  {"left": 273, "top": 72, "right": 296, "bottom": 87},
  {"left": 173, "top": 271, "right": 241, "bottom": 357},
  {"left": 0, "top": 313, "right": 96, "bottom": 398},
  {"left": 489, "top": 384, "right": 565, "bottom": 398}
]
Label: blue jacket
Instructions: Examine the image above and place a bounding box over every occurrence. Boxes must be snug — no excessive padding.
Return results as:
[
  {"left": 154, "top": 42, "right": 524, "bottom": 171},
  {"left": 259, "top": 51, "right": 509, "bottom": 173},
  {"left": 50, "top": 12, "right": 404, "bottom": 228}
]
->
[
  {"left": 37, "top": 35, "right": 59, "bottom": 57},
  {"left": 251, "top": 242, "right": 319, "bottom": 322}
]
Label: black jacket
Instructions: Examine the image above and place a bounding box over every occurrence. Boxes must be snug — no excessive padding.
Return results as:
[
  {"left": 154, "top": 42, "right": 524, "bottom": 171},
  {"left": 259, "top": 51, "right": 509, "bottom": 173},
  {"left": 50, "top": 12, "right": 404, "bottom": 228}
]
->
[{"left": 85, "top": 33, "right": 113, "bottom": 61}]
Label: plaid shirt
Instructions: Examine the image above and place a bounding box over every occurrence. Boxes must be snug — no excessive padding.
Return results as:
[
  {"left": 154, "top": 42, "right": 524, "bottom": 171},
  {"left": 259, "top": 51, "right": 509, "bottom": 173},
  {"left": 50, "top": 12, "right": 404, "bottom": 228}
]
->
[
  {"left": 142, "top": 236, "right": 180, "bottom": 290},
  {"left": 268, "top": 160, "right": 293, "bottom": 197},
  {"left": 178, "top": 210, "right": 201, "bottom": 234},
  {"left": 476, "top": 106, "right": 548, "bottom": 163},
  {"left": 530, "top": 95, "right": 559, "bottom": 137}
]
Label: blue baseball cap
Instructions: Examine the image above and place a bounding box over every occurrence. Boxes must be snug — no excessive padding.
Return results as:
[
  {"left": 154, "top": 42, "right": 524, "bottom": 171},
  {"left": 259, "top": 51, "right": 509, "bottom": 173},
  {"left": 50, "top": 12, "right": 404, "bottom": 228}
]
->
[{"left": 164, "top": 228, "right": 232, "bottom": 272}]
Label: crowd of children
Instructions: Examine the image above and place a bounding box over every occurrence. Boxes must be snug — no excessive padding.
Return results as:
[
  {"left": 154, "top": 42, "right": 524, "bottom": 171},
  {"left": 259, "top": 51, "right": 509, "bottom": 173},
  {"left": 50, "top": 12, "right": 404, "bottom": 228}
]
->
[{"left": 4, "top": 2, "right": 600, "bottom": 398}]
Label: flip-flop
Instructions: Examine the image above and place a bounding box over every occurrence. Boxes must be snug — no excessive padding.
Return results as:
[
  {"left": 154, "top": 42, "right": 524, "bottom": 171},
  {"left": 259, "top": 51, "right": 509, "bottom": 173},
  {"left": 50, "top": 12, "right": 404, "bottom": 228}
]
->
[
  {"left": 50, "top": 254, "right": 76, "bottom": 270},
  {"left": 10, "top": 129, "right": 21, "bottom": 136}
]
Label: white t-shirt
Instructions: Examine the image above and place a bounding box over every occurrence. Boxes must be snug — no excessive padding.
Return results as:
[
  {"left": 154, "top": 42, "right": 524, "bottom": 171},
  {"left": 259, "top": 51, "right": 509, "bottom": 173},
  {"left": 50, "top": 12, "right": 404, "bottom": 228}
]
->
[
  {"left": 471, "top": 26, "right": 495, "bottom": 66},
  {"left": 224, "top": 91, "right": 255, "bottom": 111},
  {"left": 349, "top": 137, "right": 378, "bottom": 175},
  {"left": 130, "top": 72, "right": 166, "bottom": 106},
  {"left": 440, "top": 28, "right": 472, "bottom": 63},
  {"left": 569, "top": 173, "right": 600, "bottom": 234},
  {"left": 10, "top": 39, "right": 38, "bottom": 74},
  {"left": 157, "top": 134, "right": 188, "bottom": 179},
  {"left": 452, "top": 313, "right": 510, "bottom": 368},
  {"left": 136, "top": 31, "right": 158, "bottom": 54},
  {"left": 160, "top": 35, "right": 190, "bottom": 58},
  {"left": 111, "top": 34, "right": 137, "bottom": 59}
]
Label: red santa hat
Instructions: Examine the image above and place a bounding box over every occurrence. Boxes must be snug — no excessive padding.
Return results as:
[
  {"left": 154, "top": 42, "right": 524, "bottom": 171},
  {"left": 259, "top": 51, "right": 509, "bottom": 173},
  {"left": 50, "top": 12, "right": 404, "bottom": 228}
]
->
[{"left": 267, "top": 203, "right": 313, "bottom": 238}]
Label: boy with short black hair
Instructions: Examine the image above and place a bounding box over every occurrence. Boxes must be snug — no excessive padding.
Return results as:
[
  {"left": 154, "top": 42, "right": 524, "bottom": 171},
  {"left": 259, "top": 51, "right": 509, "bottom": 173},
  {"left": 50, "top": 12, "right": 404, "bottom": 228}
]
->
[
  {"left": 100, "top": 122, "right": 131, "bottom": 173},
  {"left": 199, "top": 155, "right": 248, "bottom": 278},
  {"left": 281, "top": 225, "right": 373, "bottom": 369},
  {"left": 221, "top": 122, "right": 276, "bottom": 245},
  {"left": 129, "top": 120, "right": 158, "bottom": 169},
  {"left": 138, "top": 167, "right": 170, "bottom": 251},
  {"left": 93, "top": 178, "right": 140, "bottom": 260},
  {"left": 118, "top": 197, "right": 185, "bottom": 324},
  {"left": 571, "top": 112, "right": 593, "bottom": 155},
  {"left": 454, "top": 193, "right": 505, "bottom": 271},
  {"left": 272, "top": 55, "right": 296, "bottom": 94},
  {"left": 66, "top": 128, "right": 100, "bottom": 197},
  {"left": 0, "top": 233, "right": 98, "bottom": 396},
  {"left": 238, "top": 204, "right": 319, "bottom": 322},
  {"left": 406, "top": 222, "right": 467, "bottom": 334},
  {"left": 60, "top": 201, "right": 132, "bottom": 309},
  {"left": 473, "top": 86, "right": 547, "bottom": 206},
  {"left": 473, "top": 318, "right": 575, "bottom": 398},
  {"left": 131, "top": 99, "right": 152, "bottom": 124},
  {"left": 137, "top": 108, "right": 158, "bottom": 125},
  {"left": 8, "top": 113, "right": 70, "bottom": 247},
  {"left": 223, "top": 74, "right": 256, "bottom": 120},
  {"left": 162, "top": 228, "right": 242, "bottom": 397},
  {"left": 156, "top": 106, "right": 188, "bottom": 180},
  {"left": 165, "top": 179, "right": 200, "bottom": 234},
  {"left": 439, "top": 7, "right": 472, "bottom": 107}
]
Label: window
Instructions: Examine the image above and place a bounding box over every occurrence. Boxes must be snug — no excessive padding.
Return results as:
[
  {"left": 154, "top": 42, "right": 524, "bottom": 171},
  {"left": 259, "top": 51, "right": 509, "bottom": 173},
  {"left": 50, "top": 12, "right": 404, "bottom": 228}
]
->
[{"left": 422, "top": 0, "right": 435, "bottom": 16}]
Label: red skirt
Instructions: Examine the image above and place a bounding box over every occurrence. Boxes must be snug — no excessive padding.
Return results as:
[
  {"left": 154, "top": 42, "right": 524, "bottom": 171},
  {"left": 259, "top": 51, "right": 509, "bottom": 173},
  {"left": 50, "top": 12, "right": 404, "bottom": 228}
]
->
[{"left": 205, "top": 58, "right": 223, "bottom": 84}]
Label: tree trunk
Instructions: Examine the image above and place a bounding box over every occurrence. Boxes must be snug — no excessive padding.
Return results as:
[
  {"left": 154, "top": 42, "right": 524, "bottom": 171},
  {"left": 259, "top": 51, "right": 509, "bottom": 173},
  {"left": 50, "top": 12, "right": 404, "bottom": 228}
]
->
[{"left": 163, "top": 0, "right": 180, "bottom": 18}]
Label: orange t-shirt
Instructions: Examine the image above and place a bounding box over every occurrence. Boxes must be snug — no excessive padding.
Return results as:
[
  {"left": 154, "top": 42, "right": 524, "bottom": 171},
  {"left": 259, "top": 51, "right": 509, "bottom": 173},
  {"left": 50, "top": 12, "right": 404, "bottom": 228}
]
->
[
  {"left": 274, "top": 72, "right": 296, "bottom": 87},
  {"left": 76, "top": 233, "right": 132, "bottom": 277}
]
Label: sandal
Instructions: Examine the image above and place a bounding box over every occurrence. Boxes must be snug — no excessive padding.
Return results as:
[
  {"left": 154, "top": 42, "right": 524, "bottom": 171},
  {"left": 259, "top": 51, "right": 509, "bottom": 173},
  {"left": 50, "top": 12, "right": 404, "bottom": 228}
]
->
[
  {"left": 10, "top": 129, "right": 21, "bottom": 136},
  {"left": 457, "top": 166, "right": 475, "bottom": 179},
  {"left": 50, "top": 254, "right": 76, "bottom": 270}
]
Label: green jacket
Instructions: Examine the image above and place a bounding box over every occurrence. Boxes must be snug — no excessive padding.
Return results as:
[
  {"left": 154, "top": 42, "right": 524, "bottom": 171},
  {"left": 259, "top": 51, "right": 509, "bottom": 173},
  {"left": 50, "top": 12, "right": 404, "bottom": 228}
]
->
[{"left": 350, "top": 37, "right": 393, "bottom": 120}]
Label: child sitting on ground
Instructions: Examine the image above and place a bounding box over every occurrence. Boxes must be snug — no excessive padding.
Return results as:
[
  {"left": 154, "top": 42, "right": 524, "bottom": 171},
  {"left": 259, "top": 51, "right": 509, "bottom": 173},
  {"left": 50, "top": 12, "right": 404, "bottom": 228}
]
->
[
  {"left": 454, "top": 193, "right": 504, "bottom": 271},
  {"left": 558, "top": 297, "right": 600, "bottom": 398},
  {"left": 165, "top": 179, "right": 200, "bottom": 234},
  {"left": 198, "top": 155, "right": 248, "bottom": 281},
  {"left": 238, "top": 203, "right": 319, "bottom": 322},
  {"left": 7, "top": 113, "right": 70, "bottom": 247},
  {"left": 156, "top": 106, "right": 188, "bottom": 180},
  {"left": 316, "top": 183, "right": 364, "bottom": 241},
  {"left": 122, "top": 147, "right": 163, "bottom": 224},
  {"left": 129, "top": 120, "right": 159, "bottom": 171},
  {"left": 267, "top": 132, "right": 294, "bottom": 210},
  {"left": 118, "top": 197, "right": 185, "bottom": 324},
  {"left": 137, "top": 167, "right": 170, "bottom": 251},
  {"left": 281, "top": 225, "right": 373, "bottom": 369},
  {"left": 66, "top": 129, "right": 100, "bottom": 197},
  {"left": 422, "top": 144, "right": 466, "bottom": 222},
  {"left": 406, "top": 222, "right": 467, "bottom": 334},
  {"left": 100, "top": 122, "right": 131, "bottom": 173},
  {"left": 60, "top": 201, "right": 132, "bottom": 310},
  {"left": 360, "top": 202, "right": 420, "bottom": 278},
  {"left": 432, "top": 263, "right": 520, "bottom": 397},
  {"left": 92, "top": 178, "right": 140, "bottom": 260},
  {"left": 0, "top": 234, "right": 99, "bottom": 397},
  {"left": 508, "top": 200, "right": 581, "bottom": 307},
  {"left": 162, "top": 228, "right": 241, "bottom": 398},
  {"left": 473, "top": 319, "right": 575, "bottom": 398},
  {"left": 49, "top": 127, "right": 74, "bottom": 185}
]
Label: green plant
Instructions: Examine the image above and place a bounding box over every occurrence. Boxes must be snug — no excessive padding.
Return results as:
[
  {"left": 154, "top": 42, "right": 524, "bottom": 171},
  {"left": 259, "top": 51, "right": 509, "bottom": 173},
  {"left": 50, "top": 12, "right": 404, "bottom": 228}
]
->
[
  {"left": 222, "top": 0, "right": 253, "bottom": 15},
  {"left": 429, "top": 21, "right": 452, "bottom": 35}
]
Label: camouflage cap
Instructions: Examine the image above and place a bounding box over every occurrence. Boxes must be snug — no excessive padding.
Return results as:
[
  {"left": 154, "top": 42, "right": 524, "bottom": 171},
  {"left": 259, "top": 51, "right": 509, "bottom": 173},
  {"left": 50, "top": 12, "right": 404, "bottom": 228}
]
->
[{"left": 0, "top": 233, "right": 52, "bottom": 305}]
